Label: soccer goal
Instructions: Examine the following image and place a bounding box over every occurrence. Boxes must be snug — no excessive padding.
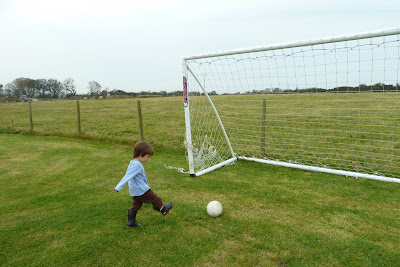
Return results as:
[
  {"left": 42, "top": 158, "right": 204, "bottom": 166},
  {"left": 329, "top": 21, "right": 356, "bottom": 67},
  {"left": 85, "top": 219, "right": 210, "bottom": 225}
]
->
[{"left": 182, "top": 28, "right": 400, "bottom": 183}]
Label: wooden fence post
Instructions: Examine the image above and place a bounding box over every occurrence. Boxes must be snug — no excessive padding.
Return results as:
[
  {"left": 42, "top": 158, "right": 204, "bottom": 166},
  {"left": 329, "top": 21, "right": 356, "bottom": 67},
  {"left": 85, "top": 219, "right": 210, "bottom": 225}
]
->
[
  {"left": 137, "top": 100, "right": 144, "bottom": 141},
  {"left": 76, "top": 100, "right": 81, "bottom": 134},
  {"left": 29, "top": 101, "right": 33, "bottom": 132},
  {"left": 260, "top": 99, "right": 267, "bottom": 155}
]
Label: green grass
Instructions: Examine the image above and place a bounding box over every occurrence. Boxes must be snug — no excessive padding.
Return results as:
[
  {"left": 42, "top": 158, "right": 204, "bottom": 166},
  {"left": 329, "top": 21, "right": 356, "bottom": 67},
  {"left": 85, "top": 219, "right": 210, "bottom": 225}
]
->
[
  {"left": 1, "top": 134, "right": 400, "bottom": 266},
  {"left": 1, "top": 94, "right": 399, "bottom": 178},
  {"left": 0, "top": 98, "right": 186, "bottom": 149},
  {"left": 188, "top": 93, "right": 400, "bottom": 176}
]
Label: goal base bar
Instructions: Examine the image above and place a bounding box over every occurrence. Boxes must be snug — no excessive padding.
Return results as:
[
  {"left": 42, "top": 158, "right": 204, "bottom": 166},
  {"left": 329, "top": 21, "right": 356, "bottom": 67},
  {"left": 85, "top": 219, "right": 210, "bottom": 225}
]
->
[
  {"left": 193, "top": 157, "right": 237, "bottom": 177},
  {"left": 239, "top": 157, "right": 400, "bottom": 183}
]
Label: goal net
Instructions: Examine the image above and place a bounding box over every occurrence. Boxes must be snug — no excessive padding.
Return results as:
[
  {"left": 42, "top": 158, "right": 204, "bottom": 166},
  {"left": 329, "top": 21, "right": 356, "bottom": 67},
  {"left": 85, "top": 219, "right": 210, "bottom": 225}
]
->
[{"left": 182, "top": 28, "right": 400, "bottom": 183}]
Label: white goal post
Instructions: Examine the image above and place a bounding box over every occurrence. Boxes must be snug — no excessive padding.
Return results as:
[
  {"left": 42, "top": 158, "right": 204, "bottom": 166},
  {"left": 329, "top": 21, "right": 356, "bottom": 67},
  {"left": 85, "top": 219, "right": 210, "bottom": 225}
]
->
[{"left": 182, "top": 28, "right": 400, "bottom": 183}]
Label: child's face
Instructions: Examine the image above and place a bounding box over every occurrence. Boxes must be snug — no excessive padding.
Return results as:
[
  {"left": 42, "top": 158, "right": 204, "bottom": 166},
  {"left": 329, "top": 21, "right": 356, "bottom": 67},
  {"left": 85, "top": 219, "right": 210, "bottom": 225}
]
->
[{"left": 136, "top": 154, "right": 151, "bottom": 163}]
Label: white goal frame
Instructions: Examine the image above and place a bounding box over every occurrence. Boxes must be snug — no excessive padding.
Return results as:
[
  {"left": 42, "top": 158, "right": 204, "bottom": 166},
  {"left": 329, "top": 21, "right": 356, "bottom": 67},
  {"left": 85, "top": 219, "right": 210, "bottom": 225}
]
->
[{"left": 182, "top": 28, "right": 400, "bottom": 183}]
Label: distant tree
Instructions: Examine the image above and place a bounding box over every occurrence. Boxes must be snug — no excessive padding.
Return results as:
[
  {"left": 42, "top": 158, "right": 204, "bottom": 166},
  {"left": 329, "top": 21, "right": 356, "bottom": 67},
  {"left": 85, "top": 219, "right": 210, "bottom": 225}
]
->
[
  {"left": 272, "top": 88, "right": 282, "bottom": 93},
  {"left": 140, "top": 91, "right": 151, "bottom": 95},
  {"left": 5, "top": 78, "right": 35, "bottom": 97},
  {"left": 0, "top": 84, "right": 3, "bottom": 95},
  {"left": 63, "top": 78, "right": 76, "bottom": 96},
  {"left": 111, "top": 89, "right": 128, "bottom": 95},
  {"left": 24, "top": 78, "right": 36, "bottom": 97},
  {"left": 5, "top": 81, "right": 17, "bottom": 97},
  {"left": 4, "top": 83, "right": 13, "bottom": 96},
  {"left": 88, "top": 81, "right": 101, "bottom": 96},
  {"left": 158, "top": 91, "right": 168, "bottom": 97},
  {"left": 100, "top": 87, "right": 110, "bottom": 98},
  {"left": 35, "top": 79, "right": 48, "bottom": 98},
  {"left": 264, "top": 88, "right": 271, "bottom": 94},
  {"left": 46, "top": 78, "right": 63, "bottom": 98},
  {"left": 372, "top": 83, "right": 384, "bottom": 91},
  {"left": 12, "top": 78, "right": 25, "bottom": 96},
  {"left": 167, "top": 90, "right": 183, "bottom": 97}
]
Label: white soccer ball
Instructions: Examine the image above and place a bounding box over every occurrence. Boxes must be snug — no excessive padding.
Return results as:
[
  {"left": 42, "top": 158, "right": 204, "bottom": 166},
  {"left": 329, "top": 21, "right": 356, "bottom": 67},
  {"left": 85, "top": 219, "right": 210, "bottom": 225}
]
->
[{"left": 207, "top": 201, "right": 223, "bottom": 217}]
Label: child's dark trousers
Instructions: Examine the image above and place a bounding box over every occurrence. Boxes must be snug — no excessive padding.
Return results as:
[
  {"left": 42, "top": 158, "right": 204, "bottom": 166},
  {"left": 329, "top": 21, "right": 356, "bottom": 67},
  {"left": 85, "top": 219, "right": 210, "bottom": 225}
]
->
[{"left": 131, "top": 189, "right": 163, "bottom": 211}]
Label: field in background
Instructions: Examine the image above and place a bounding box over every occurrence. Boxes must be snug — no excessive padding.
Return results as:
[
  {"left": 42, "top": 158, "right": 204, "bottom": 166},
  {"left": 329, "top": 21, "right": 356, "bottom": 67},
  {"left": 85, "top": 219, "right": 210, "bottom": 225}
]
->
[
  {"left": 1, "top": 93, "right": 400, "bottom": 178},
  {"left": 1, "top": 134, "right": 400, "bottom": 266},
  {"left": 1, "top": 93, "right": 400, "bottom": 179},
  {"left": 210, "top": 93, "right": 400, "bottom": 177},
  {"left": 0, "top": 97, "right": 186, "bottom": 150}
]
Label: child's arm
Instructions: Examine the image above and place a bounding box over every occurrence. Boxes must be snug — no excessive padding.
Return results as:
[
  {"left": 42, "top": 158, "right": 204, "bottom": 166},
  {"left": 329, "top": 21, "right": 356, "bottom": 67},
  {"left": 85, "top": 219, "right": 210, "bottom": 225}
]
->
[{"left": 114, "top": 164, "right": 140, "bottom": 192}]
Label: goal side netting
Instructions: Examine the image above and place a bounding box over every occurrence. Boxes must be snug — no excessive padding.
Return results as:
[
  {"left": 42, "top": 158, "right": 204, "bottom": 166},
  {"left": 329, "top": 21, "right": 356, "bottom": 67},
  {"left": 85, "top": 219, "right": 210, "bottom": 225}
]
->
[{"left": 182, "top": 28, "right": 400, "bottom": 183}]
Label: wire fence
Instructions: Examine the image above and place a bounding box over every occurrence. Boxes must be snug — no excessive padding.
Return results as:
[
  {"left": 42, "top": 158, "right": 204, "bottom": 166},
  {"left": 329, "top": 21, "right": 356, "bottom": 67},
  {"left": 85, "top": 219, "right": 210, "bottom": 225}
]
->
[{"left": 0, "top": 97, "right": 187, "bottom": 151}]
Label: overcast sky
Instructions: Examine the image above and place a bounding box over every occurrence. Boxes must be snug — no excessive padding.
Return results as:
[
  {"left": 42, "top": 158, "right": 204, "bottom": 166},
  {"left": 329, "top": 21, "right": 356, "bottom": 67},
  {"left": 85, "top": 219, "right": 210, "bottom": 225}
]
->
[{"left": 1, "top": 0, "right": 399, "bottom": 94}]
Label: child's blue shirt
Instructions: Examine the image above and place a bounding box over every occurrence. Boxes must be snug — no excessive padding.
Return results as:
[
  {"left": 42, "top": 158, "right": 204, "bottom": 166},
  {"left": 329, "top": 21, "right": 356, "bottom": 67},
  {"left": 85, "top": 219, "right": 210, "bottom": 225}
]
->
[{"left": 114, "top": 160, "right": 150, "bottom": 196}]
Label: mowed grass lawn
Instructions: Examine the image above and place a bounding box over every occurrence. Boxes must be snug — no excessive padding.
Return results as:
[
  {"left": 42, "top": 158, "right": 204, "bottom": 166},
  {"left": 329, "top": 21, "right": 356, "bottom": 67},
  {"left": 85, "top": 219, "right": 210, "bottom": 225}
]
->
[{"left": 1, "top": 134, "right": 400, "bottom": 266}]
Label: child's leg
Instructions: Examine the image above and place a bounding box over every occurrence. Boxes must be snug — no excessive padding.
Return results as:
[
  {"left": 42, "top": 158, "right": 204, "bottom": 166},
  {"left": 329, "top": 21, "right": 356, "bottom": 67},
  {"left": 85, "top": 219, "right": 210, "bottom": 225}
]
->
[
  {"left": 126, "top": 209, "right": 141, "bottom": 228},
  {"left": 140, "top": 189, "right": 163, "bottom": 208},
  {"left": 142, "top": 190, "right": 173, "bottom": 215},
  {"left": 127, "top": 196, "right": 144, "bottom": 228},
  {"left": 131, "top": 196, "right": 143, "bottom": 211},
  {"left": 136, "top": 190, "right": 173, "bottom": 215}
]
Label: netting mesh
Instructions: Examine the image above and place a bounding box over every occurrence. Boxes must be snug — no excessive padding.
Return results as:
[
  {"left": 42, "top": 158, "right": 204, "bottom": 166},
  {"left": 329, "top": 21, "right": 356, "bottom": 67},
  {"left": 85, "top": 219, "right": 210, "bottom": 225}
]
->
[{"left": 185, "top": 34, "right": 400, "bottom": 178}]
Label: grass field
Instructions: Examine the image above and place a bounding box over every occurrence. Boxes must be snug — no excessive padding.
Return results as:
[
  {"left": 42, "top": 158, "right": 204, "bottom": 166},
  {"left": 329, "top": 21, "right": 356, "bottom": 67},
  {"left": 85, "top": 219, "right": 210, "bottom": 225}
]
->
[
  {"left": 188, "top": 93, "right": 400, "bottom": 177},
  {"left": 0, "top": 97, "right": 186, "bottom": 150},
  {"left": 1, "top": 93, "right": 399, "bottom": 178},
  {"left": 1, "top": 134, "right": 400, "bottom": 266}
]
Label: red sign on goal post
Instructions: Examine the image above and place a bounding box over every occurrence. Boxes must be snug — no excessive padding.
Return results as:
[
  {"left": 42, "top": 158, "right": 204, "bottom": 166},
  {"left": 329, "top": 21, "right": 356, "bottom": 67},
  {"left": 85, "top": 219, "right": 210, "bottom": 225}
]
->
[{"left": 183, "top": 76, "right": 188, "bottom": 107}]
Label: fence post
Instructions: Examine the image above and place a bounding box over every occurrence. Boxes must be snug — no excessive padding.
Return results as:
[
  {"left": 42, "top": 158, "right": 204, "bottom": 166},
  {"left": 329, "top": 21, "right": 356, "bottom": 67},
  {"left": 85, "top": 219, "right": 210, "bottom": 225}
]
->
[
  {"left": 29, "top": 101, "right": 33, "bottom": 132},
  {"left": 76, "top": 100, "right": 81, "bottom": 134},
  {"left": 260, "top": 99, "right": 267, "bottom": 155},
  {"left": 137, "top": 100, "right": 144, "bottom": 141}
]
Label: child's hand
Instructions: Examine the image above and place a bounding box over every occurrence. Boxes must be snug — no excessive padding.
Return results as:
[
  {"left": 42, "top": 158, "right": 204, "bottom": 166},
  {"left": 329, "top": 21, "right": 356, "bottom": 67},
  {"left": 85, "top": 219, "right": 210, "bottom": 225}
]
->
[{"left": 114, "top": 189, "right": 118, "bottom": 193}]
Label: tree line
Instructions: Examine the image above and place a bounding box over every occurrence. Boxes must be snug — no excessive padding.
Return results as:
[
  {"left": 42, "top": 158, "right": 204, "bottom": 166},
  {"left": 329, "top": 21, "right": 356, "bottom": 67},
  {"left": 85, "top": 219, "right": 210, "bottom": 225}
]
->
[
  {"left": 0, "top": 77, "right": 77, "bottom": 98},
  {"left": 0, "top": 77, "right": 124, "bottom": 99},
  {"left": 2, "top": 77, "right": 398, "bottom": 100},
  {"left": 242, "top": 83, "right": 400, "bottom": 95},
  {"left": 0, "top": 77, "right": 186, "bottom": 99}
]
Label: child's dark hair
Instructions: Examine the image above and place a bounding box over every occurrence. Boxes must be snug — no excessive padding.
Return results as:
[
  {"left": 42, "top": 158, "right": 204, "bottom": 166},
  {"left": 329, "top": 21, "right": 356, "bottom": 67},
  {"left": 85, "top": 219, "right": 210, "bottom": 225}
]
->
[{"left": 133, "top": 141, "right": 154, "bottom": 158}]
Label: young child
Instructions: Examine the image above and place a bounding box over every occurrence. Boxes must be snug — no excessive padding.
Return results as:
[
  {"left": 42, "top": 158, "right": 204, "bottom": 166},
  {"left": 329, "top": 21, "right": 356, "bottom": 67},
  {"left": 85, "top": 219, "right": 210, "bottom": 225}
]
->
[{"left": 114, "top": 141, "right": 173, "bottom": 228}]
